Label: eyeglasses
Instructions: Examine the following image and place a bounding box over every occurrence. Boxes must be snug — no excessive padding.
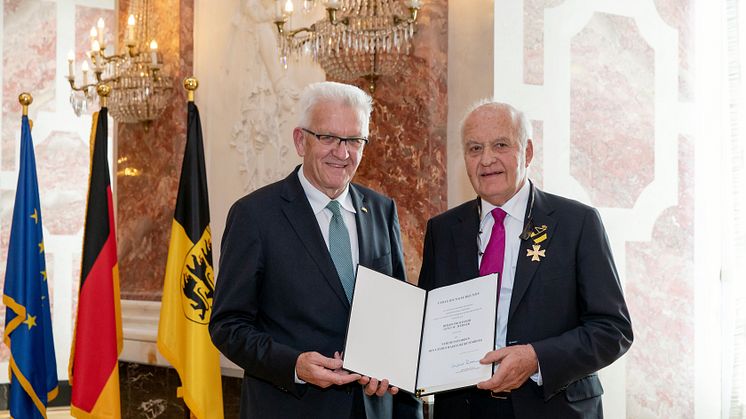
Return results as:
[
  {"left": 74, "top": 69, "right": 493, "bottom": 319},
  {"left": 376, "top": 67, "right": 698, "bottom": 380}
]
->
[{"left": 301, "top": 128, "right": 368, "bottom": 151}]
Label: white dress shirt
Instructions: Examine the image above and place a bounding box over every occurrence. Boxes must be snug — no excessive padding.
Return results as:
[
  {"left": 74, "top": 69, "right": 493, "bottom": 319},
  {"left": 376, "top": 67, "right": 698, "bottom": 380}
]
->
[
  {"left": 297, "top": 165, "right": 360, "bottom": 269},
  {"left": 477, "top": 180, "right": 542, "bottom": 384}
]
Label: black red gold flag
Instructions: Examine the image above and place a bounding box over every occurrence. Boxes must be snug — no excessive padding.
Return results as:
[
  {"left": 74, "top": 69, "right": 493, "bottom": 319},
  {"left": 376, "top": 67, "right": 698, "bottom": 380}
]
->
[{"left": 69, "top": 109, "right": 122, "bottom": 418}]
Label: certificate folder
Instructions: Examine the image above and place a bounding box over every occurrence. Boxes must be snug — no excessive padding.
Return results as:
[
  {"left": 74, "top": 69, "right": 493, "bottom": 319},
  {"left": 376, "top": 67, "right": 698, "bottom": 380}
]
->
[{"left": 342, "top": 266, "right": 498, "bottom": 396}]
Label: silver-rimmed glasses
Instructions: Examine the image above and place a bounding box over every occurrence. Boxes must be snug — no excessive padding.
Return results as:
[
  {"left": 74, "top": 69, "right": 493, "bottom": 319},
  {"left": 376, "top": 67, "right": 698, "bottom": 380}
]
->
[{"left": 301, "top": 128, "right": 369, "bottom": 151}]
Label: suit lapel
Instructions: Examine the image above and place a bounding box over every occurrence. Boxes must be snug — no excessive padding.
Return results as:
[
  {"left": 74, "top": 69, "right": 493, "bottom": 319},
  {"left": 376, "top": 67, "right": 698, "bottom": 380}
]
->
[
  {"left": 509, "top": 188, "right": 556, "bottom": 320},
  {"left": 280, "top": 169, "right": 350, "bottom": 308},
  {"left": 452, "top": 199, "right": 481, "bottom": 280},
  {"left": 349, "top": 185, "right": 373, "bottom": 268}
]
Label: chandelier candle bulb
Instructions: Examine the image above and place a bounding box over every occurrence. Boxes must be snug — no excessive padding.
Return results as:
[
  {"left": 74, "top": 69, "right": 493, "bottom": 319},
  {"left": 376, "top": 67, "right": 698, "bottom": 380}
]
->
[
  {"left": 96, "top": 18, "right": 105, "bottom": 47},
  {"left": 303, "top": 0, "right": 313, "bottom": 14},
  {"left": 81, "top": 61, "right": 89, "bottom": 85},
  {"left": 275, "top": 0, "right": 284, "bottom": 20},
  {"left": 127, "top": 15, "right": 136, "bottom": 45},
  {"left": 67, "top": 50, "right": 74, "bottom": 79},
  {"left": 284, "top": 0, "right": 294, "bottom": 15},
  {"left": 324, "top": 0, "right": 341, "bottom": 10},
  {"left": 150, "top": 40, "right": 158, "bottom": 66}
]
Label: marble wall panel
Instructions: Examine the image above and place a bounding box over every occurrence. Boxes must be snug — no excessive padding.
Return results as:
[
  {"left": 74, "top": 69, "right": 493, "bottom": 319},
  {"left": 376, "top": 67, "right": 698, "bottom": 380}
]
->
[
  {"left": 116, "top": 0, "right": 193, "bottom": 301},
  {"left": 34, "top": 131, "right": 88, "bottom": 235},
  {"left": 1, "top": 0, "right": 56, "bottom": 170},
  {"left": 529, "top": 121, "right": 543, "bottom": 189},
  {"left": 569, "top": 13, "right": 655, "bottom": 208},
  {"left": 625, "top": 135, "right": 694, "bottom": 418},
  {"left": 523, "top": 0, "right": 565, "bottom": 85},
  {"left": 345, "top": 0, "right": 448, "bottom": 281},
  {"left": 654, "top": 0, "right": 694, "bottom": 101}
]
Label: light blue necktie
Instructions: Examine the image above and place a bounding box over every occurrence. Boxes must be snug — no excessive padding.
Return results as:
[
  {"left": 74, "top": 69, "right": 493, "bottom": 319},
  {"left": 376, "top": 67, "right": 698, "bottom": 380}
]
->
[{"left": 326, "top": 200, "right": 355, "bottom": 301}]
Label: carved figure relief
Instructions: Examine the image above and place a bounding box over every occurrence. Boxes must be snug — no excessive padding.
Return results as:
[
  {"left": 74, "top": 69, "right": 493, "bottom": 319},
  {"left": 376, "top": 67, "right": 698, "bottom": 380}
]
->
[{"left": 230, "top": 0, "right": 300, "bottom": 193}]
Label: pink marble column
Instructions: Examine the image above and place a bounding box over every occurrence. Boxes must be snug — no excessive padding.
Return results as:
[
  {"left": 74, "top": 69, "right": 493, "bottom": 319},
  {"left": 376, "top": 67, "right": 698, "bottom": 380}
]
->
[
  {"left": 116, "top": 0, "right": 194, "bottom": 301},
  {"left": 343, "top": 0, "right": 448, "bottom": 283}
]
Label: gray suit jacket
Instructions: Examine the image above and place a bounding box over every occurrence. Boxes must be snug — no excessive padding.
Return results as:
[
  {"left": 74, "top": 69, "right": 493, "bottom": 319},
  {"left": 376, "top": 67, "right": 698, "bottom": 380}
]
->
[{"left": 210, "top": 167, "right": 422, "bottom": 419}]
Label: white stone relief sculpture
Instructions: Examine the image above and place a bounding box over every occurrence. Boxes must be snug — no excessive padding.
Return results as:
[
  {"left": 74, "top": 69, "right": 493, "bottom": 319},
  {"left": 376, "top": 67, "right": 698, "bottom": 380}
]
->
[{"left": 230, "top": 0, "right": 301, "bottom": 193}]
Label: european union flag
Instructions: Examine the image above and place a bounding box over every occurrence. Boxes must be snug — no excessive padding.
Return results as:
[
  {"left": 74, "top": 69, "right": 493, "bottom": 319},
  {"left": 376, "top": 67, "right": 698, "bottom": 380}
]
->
[{"left": 3, "top": 114, "right": 58, "bottom": 418}]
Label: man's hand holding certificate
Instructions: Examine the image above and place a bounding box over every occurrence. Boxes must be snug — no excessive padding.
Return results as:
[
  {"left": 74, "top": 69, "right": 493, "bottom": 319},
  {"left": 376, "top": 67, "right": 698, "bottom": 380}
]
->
[{"left": 343, "top": 266, "right": 499, "bottom": 395}]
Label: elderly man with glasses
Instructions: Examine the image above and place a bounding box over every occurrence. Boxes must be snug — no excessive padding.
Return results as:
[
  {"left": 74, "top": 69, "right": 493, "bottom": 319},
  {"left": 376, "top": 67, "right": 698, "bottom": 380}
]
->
[{"left": 210, "top": 81, "right": 422, "bottom": 419}]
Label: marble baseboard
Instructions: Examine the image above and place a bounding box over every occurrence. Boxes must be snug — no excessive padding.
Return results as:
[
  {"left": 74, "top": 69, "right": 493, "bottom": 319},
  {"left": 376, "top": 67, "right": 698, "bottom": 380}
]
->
[
  {"left": 0, "top": 380, "right": 71, "bottom": 411},
  {"left": 120, "top": 300, "right": 242, "bottom": 418},
  {"left": 119, "top": 361, "right": 241, "bottom": 419}
]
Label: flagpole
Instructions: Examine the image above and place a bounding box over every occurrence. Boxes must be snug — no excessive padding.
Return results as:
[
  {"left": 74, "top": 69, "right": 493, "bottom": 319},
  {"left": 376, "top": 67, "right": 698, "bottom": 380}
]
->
[
  {"left": 184, "top": 77, "right": 198, "bottom": 102},
  {"left": 19, "top": 92, "right": 32, "bottom": 116},
  {"left": 184, "top": 76, "right": 200, "bottom": 419}
]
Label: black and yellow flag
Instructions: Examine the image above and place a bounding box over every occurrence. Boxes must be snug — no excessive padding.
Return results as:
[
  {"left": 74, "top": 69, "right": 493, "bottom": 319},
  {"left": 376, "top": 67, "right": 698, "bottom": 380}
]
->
[{"left": 157, "top": 100, "right": 223, "bottom": 418}]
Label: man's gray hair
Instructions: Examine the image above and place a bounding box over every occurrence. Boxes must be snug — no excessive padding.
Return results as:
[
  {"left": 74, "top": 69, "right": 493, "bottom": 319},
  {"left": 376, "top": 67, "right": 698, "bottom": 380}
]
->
[
  {"left": 297, "top": 81, "right": 373, "bottom": 137},
  {"left": 459, "top": 99, "right": 533, "bottom": 148}
]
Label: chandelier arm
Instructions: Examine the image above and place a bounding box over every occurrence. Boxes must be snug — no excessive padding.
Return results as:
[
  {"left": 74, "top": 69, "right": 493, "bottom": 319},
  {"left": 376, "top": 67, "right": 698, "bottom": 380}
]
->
[
  {"left": 94, "top": 69, "right": 114, "bottom": 84},
  {"left": 67, "top": 78, "right": 92, "bottom": 93},
  {"left": 393, "top": 8, "right": 419, "bottom": 26},
  {"left": 98, "top": 51, "right": 129, "bottom": 62},
  {"left": 68, "top": 75, "right": 121, "bottom": 93},
  {"left": 278, "top": 19, "right": 351, "bottom": 40},
  {"left": 287, "top": 26, "right": 317, "bottom": 37},
  {"left": 326, "top": 8, "right": 350, "bottom": 26}
]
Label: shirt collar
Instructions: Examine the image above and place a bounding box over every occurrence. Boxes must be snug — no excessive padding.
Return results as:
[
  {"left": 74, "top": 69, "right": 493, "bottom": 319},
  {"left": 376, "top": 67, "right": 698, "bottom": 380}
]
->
[
  {"left": 480, "top": 180, "right": 531, "bottom": 224},
  {"left": 297, "top": 165, "right": 356, "bottom": 215}
]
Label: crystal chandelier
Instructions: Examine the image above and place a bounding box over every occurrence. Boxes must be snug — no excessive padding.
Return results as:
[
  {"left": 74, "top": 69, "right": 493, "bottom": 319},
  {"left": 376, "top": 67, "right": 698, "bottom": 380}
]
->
[
  {"left": 66, "top": 0, "right": 172, "bottom": 124},
  {"left": 273, "top": 0, "right": 422, "bottom": 92}
]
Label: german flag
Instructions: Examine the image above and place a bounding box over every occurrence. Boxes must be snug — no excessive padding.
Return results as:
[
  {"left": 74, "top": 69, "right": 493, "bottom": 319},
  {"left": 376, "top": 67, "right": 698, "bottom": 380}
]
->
[
  {"left": 69, "top": 108, "right": 122, "bottom": 418},
  {"left": 157, "top": 99, "right": 223, "bottom": 418}
]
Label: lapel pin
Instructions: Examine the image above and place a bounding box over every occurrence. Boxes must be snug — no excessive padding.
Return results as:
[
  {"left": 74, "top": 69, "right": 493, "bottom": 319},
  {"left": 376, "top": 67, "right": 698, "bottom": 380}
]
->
[
  {"left": 526, "top": 244, "right": 546, "bottom": 262},
  {"left": 530, "top": 224, "right": 548, "bottom": 244},
  {"left": 361, "top": 207, "right": 368, "bottom": 213}
]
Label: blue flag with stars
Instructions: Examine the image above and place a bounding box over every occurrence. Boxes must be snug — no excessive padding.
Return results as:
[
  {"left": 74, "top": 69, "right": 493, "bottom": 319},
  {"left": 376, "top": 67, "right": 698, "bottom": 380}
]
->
[{"left": 2, "top": 114, "right": 59, "bottom": 418}]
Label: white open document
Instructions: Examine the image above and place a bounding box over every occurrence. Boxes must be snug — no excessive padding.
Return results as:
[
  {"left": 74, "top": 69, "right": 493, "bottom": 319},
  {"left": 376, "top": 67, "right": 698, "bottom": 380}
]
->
[{"left": 342, "top": 266, "right": 498, "bottom": 395}]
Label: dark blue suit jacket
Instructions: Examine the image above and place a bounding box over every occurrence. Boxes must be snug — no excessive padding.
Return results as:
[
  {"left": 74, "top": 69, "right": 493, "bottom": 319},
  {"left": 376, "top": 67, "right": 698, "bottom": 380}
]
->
[
  {"left": 210, "top": 167, "right": 421, "bottom": 419},
  {"left": 418, "top": 185, "right": 633, "bottom": 419}
]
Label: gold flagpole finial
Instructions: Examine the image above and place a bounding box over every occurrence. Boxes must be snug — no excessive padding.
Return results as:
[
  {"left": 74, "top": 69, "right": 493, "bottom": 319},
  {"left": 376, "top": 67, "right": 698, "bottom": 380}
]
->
[
  {"left": 96, "top": 84, "right": 112, "bottom": 108},
  {"left": 19, "top": 92, "right": 33, "bottom": 116},
  {"left": 184, "top": 77, "right": 198, "bottom": 102}
]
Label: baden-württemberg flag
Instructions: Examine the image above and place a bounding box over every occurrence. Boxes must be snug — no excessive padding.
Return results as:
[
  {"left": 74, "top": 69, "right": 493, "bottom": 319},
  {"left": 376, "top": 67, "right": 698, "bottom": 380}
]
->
[
  {"left": 69, "top": 108, "right": 122, "bottom": 418},
  {"left": 2, "top": 114, "right": 59, "bottom": 419},
  {"left": 157, "top": 101, "right": 223, "bottom": 418}
]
